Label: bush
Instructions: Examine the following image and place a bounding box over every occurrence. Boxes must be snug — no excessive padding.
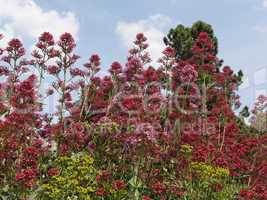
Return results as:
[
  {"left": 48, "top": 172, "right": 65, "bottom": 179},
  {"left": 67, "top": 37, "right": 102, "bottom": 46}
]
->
[{"left": 37, "top": 154, "right": 98, "bottom": 200}]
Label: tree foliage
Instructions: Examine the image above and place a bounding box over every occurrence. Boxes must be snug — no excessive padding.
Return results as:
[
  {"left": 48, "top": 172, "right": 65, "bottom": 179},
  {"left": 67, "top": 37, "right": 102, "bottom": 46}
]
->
[{"left": 164, "top": 21, "right": 218, "bottom": 60}]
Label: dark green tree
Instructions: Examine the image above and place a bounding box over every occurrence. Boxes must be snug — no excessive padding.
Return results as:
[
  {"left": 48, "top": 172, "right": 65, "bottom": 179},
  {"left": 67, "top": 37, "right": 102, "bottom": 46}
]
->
[
  {"left": 164, "top": 20, "right": 248, "bottom": 126},
  {"left": 164, "top": 20, "right": 218, "bottom": 60},
  {"left": 164, "top": 20, "right": 244, "bottom": 85}
]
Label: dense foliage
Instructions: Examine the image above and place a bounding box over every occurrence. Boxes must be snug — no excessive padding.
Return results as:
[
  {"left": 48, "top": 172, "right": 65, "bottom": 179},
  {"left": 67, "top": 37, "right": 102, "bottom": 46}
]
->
[
  {"left": 164, "top": 21, "right": 218, "bottom": 60},
  {"left": 0, "top": 27, "right": 266, "bottom": 200}
]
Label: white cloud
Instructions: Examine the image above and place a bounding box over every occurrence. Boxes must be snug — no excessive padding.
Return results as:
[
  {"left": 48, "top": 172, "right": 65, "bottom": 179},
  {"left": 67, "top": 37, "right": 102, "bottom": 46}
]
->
[
  {"left": 0, "top": 0, "right": 79, "bottom": 44},
  {"left": 263, "top": 0, "right": 267, "bottom": 7},
  {"left": 0, "top": 24, "right": 16, "bottom": 46},
  {"left": 116, "top": 14, "right": 172, "bottom": 65}
]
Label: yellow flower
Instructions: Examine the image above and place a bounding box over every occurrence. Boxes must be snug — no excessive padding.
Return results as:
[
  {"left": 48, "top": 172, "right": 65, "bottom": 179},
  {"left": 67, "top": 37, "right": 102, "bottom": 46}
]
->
[
  {"left": 190, "top": 162, "right": 229, "bottom": 180},
  {"left": 180, "top": 144, "right": 193, "bottom": 154},
  {"left": 40, "top": 154, "right": 98, "bottom": 200}
]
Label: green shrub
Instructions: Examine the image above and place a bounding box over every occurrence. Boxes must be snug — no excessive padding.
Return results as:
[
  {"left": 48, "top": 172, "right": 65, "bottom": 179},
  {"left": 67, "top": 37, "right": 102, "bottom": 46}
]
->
[{"left": 37, "top": 154, "right": 98, "bottom": 200}]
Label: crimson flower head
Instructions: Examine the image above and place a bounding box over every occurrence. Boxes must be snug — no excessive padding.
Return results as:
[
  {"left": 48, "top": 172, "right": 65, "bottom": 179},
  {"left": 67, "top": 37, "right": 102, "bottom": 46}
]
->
[
  {"left": 0, "top": 34, "right": 3, "bottom": 40},
  {"left": 112, "top": 180, "right": 126, "bottom": 190},
  {"left": 134, "top": 33, "right": 149, "bottom": 50},
  {"left": 48, "top": 65, "right": 60, "bottom": 75},
  {"left": 36, "top": 32, "right": 54, "bottom": 49},
  {"left": 257, "top": 94, "right": 267, "bottom": 104},
  {"left": 58, "top": 32, "right": 76, "bottom": 53},
  {"left": 10, "top": 74, "right": 37, "bottom": 109},
  {"left": 48, "top": 48, "right": 60, "bottom": 58},
  {"left": 136, "top": 33, "right": 147, "bottom": 43},
  {"left": 8, "top": 38, "right": 23, "bottom": 49},
  {"left": 180, "top": 64, "right": 198, "bottom": 83},
  {"left": 90, "top": 54, "right": 101, "bottom": 66},
  {"left": 70, "top": 54, "right": 80, "bottom": 64},
  {"left": 109, "top": 61, "right": 122, "bottom": 75},
  {"left": 47, "top": 168, "right": 60, "bottom": 177},
  {"left": 144, "top": 66, "right": 158, "bottom": 82},
  {"left": 7, "top": 38, "right": 25, "bottom": 57},
  {"left": 15, "top": 168, "right": 37, "bottom": 185},
  {"left": 84, "top": 54, "right": 101, "bottom": 73},
  {"left": 0, "top": 66, "right": 9, "bottom": 76},
  {"left": 192, "top": 32, "right": 214, "bottom": 54},
  {"left": 70, "top": 68, "right": 85, "bottom": 77},
  {"left": 222, "top": 66, "right": 233, "bottom": 75},
  {"left": 15, "top": 172, "right": 26, "bottom": 182},
  {"left": 98, "top": 170, "right": 111, "bottom": 182},
  {"left": 39, "top": 32, "right": 54, "bottom": 45},
  {"left": 162, "top": 47, "right": 176, "bottom": 57},
  {"left": 151, "top": 181, "right": 166, "bottom": 195},
  {"left": 172, "top": 61, "right": 198, "bottom": 84},
  {"left": 95, "top": 187, "right": 106, "bottom": 196},
  {"left": 122, "top": 97, "right": 143, "bottom": 111},
  {"left": 23, "top": 146, "right": 38, "bottom": 158},
  {"left": 198, "top": 31, "right": 209, "bottom": 39}
]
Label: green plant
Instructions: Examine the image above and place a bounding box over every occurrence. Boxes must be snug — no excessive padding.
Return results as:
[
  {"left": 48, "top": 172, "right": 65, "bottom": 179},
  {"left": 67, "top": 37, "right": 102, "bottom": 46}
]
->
[{"left": 37, "top": 154, "right": 98, "bottom": 200}]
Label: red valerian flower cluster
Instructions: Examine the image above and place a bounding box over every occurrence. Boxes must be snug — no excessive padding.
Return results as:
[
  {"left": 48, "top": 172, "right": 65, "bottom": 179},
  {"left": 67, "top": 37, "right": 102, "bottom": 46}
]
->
[
  {"left": 0, "top": 30, "right": 266, "bottom": 200},
  {"left": 47, "top": 167, "right": 60, "bottom": 177}
]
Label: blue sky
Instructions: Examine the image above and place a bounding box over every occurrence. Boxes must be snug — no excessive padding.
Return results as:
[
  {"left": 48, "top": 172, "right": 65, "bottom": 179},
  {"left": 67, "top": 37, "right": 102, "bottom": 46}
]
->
[{"left": 0, "top": 0, "right": 267, "bottom": 109}]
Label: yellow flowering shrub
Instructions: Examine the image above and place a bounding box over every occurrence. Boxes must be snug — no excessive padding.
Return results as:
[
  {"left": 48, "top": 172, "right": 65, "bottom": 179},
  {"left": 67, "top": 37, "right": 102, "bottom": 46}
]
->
[
  {"left": 190, "top": 162, "right": 230, "bottom": 180},
  {"left": 37, "top": 154, "right": 98, "bottom": 200}
]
